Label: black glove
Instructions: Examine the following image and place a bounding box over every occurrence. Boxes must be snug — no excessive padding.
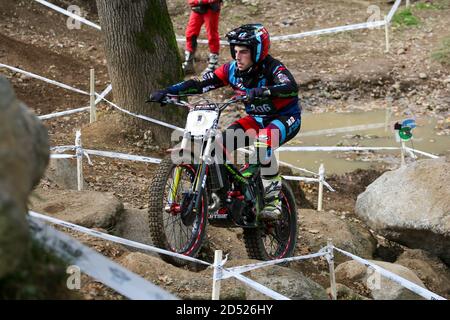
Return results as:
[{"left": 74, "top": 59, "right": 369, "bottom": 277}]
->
[
  {"left": 191, "top": 5, "right": 208, "bottom": 14},
  {"left": 247, "top": 87, "right": 268, "bottom": 103},
  {"left": 148, "top": 89, "right": 169, "bottom": 104}
]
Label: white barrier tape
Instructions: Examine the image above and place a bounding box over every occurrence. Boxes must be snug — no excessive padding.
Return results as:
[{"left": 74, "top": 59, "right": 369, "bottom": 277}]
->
[
  {"left": 404, "top": 148, "right": 417, "bottom": 159},
  {"left": 333, "top": 246, "right": 446, "bottom": 300},
  {"left": 33, "top": 0, "right": 398, "bottom": 44},
  {"left": 271, "top": 20, "right": 386, "bottom": 41},
  {"left": 50, "top": 154, "right": 76, "bottom": 159},
  {"left": 279, "top": 146, "right": 400, "bottom": 152},
  {"left": 39, "top": 84, "right": 111, "bottom": 120},
  {"left": 300, "top": 123, "right": 386, "bottom": 137},
  {"left": 28, "top": 216, "right": 178, "bottom": 300},
  {"left": 95, "top": 84, "right": 113, "bottom": 104},
  {"left": 178, "top": 20, "right": 386, "bottom": 44},
  {"left": 239, "top": 147, "right": 319, "bottom": 177},
  {"left": 83, "top": 149, "right": 162, "bottom": 164},
  {"left": 34, "top": 0, "right": 101, "bottom": 30},
  {"left": 51, "top": 145, "right": 160, "bottom": 166},
  {"left": 39, "top": 106, "right": 90, "bottom": 120},
  {"left": 282, "top": 176, "right": 320, "bottom": 183},
  {"left": 99, "top": 95, "right": 184, "bottom": 132},
  {"left": 282, "top": 175, "right": 336, "bottom": 192},
  {"left": 81, "top": 149, "right": 93, "bottom": 166},
  {"left": 387, "top": 0, "right": 403, "bottom": 23},
  {"left": 175, "top": 37, "right": 228, "bottom": 45},
  {"left": 51, "top": 145, "right": 76, "bottom": 153},
  {"left": 0, "top": 63, "right": 89, "bottom": 95},
  {"left": 404, "top": 147, "right": 439, "bottom": 159},
  {"left": 29, "top": 211, "right": 211, "bottom": 266},
  {"left": 282, "top": 176, "right": 319, "bottom": 183},
  {"left": 222, "top": 269, "right": 290, "bottom": 300},
  {"left": 220, "top": 250, "right": 328, "bottom": 280},
  {"left": 278, "top": 159, "right": 320, "bottom": 177},
  {"left": 213, "top": 256, "right": 228, "bottom": 283},
  {"left": 322, "top": 181, "right": 335, "bottom": 192}
]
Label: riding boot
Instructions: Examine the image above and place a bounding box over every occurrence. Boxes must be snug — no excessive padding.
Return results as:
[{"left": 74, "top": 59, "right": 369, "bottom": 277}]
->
[
  {"left": 259, "top": 174, "right": 282, "bottom": 220},
  {"left": 203, "top": 53, "right": 219, "bottom": 74},
  {"left": 182, "top": 50, "right": 195, "bottom": 74}
]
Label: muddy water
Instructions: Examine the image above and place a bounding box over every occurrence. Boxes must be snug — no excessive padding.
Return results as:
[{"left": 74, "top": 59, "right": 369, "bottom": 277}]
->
[{"left": 279, "top": 110, "right": 450, "bottom": 175}]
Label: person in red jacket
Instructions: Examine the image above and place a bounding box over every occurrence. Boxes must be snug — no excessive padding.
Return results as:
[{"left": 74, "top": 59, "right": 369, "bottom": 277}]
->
[{"left": 183, "top": 0, "right": 222, "bottom": 74}]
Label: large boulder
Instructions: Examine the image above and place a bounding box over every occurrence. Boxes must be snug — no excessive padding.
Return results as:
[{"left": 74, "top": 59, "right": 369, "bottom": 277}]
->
[
  {"left": 204, "top": 226, "right": 249, "bottom": 261},
  {"left": 30, "top": 188, "right": 123, "bottom": 229},
  {"left": 298, "top": 209, "right": 377, "bottom": 263},
  {"left": 326, "top": 283, "right": 369, "bottom": 300},
  {"left": 355, "top": 158, "right": 450, "bottom": 265},
  {"left": 335, "top": 260, "right": 426, "bottom": 300},
  {"left": 44, "top": 158, "right": 80, "bottom": 190},
  {"left": 115, "top": 205, "right": 155, "bottom": 255},
  {"left": 0, "top": 76, "right": 49, "bottom": 278},
  {"left": 120, "top": 253, "right": 328, "bottom": 300},
  {"left": 236, "top": 259, "right": 328, "bottom": 300},
  {"left": 395, "top": 249, "right": 450, "bottom": 298}
]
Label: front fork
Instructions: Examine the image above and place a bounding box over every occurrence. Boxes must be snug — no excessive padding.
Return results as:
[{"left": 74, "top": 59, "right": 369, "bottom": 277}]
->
[
  {"left": 192, "top": 130, "right": 216, "bottom": 211},
  {"left": 166, "top": 131, "right": 190, "bottom": 211},
  {"left": 167, "top": 166, "right": 182, "bottom": 207},
  {"left": 167, "top": 130, "right": 216, "bottom": 213}
]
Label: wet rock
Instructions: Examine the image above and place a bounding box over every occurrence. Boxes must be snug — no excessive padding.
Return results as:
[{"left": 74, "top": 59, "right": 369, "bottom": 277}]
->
[
  {"left": 242, "top": 261, "right": 328, "bottom": 300},
  {"left": 299, "top": 209, "right": 377, "bottom": 264},
  {"left": 335, "top": 260, "right": 426, "bottom": 300},
  {"left": 44, "top": 158, "right": 80, "bottom": 190},
  {"left": 30, "top": 188, "right": 123, "bottom": 229},
  {"left": 355, "top": 158, "right": 450, "bottom": 265},
  {"left": 115, "top": 206, "right": 154, "bottom": 253},
  {"left": 0, "top": 76, "right": 49, "bottom": 278},
  {"left": 326, "top": 283, "right": 369, "bottom": 300},
  {"left": 395, "top": 249, "right": 450, "bottom": 297}
]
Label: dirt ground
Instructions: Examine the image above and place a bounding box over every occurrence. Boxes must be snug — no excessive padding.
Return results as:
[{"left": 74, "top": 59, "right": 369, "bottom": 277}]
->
[{"left": 1, "top": 0, "right": 449, "bottom": 299}]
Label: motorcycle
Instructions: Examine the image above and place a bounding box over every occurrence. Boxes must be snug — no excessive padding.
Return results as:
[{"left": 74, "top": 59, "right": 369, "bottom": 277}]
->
[{"left": 147, "top": 95, "right": 297, "bottom": 266}]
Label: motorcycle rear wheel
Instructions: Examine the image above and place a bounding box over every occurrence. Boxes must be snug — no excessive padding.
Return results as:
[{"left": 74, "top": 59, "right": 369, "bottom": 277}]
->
[{"left": 243, "top": 180, "right": 298, "bottom": 261}]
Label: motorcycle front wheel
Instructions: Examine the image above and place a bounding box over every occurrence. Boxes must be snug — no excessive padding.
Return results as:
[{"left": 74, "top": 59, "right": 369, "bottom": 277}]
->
[{"left": 148, "top": 156, "right": 208, "bottom": 266}]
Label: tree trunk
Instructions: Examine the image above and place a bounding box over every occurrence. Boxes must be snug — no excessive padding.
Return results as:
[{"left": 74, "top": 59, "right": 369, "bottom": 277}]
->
[{"left": 96, "top": 0, "right": 186, "bottom": 146}]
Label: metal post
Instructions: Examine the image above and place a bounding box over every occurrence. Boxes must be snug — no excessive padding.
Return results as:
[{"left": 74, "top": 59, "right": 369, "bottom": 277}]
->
[
  {"left": 75, "top": 130, "right": 83, "bottom": 191},
  {"left": 89, "top": 68, "right": 96, "bottom": 123},
  {"left": 384, "top": 16, "right": 390, "bottom": 53},
  {"left": 211, "top": 250, "right": 223, "bottom": 300},
  {"left": 317, "top": 163, "right": 324, "bottom": 212},
  {"left": 327, "top": 239, "right": 337, "bottom": 300},
  {"left": 400, "top": 140, "right": 406, "bottom": 167}
]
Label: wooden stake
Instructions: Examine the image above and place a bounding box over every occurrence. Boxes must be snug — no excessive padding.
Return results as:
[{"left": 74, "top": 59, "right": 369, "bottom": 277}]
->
[
  {"left": 211, "top": 250, "right": 223, "bottom": 300},
  {"left": 75, "top": 130, "right": 83, "bottom": 191},
  {"left": 90, "top": 68, "right": 96, "bottom": 123}
]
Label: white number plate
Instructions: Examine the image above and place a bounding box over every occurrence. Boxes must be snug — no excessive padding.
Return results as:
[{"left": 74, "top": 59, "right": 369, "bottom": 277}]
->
[{"left": 185, "top": 110, "right": 218, "bottom": 137}]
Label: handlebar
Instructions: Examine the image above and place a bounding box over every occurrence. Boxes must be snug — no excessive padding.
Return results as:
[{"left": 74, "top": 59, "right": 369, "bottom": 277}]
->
[{"left": 146, "top": 94, "right": 250, "bottom": 111}]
